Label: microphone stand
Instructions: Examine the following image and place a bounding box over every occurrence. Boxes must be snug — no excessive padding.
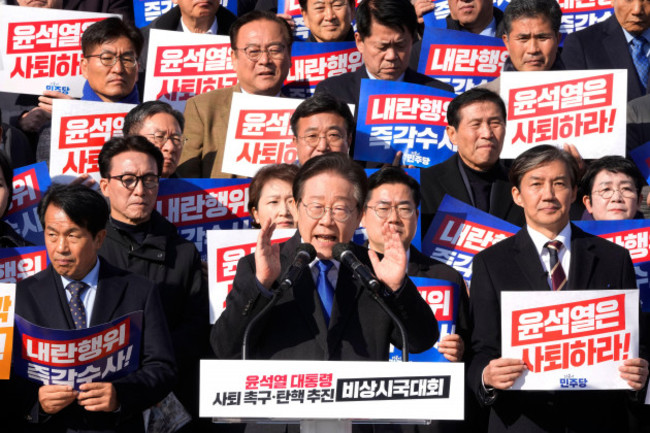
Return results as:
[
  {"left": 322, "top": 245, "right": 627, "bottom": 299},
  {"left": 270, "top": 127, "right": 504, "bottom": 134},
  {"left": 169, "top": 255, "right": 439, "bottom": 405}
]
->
[{"left": 242, "top": 290, "right": 281, "bottom": 360}]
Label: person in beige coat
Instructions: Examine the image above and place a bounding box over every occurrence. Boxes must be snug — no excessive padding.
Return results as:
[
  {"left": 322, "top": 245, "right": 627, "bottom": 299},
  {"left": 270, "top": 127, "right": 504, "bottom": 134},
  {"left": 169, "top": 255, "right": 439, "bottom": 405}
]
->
[{"left": 177, "top": 11, "right": 293, "bottom": 178}]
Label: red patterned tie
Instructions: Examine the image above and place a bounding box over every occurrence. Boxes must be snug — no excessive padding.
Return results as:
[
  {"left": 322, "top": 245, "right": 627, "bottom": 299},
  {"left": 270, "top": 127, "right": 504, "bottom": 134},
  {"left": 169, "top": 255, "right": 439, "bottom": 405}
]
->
[{"left": 545, "top": 240, "right": 567, "bottom": 291}]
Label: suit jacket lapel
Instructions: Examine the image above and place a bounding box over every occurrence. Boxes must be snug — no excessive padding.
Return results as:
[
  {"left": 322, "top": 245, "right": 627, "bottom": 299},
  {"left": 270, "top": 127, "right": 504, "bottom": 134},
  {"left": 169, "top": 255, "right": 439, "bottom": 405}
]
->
[
  {"left": 513, "top": 229, "right": 551, "bottom": 291},
  {"left": 568, "top": 225, "right": 597, "bottom": 291},
  {"left": 280, "top": 233, "right": 329, "bottom": 352},
  {"left": 443, "top": 155, "right": 473, "bottom": 203},
  {"left": 490, "top": 179, "right": 514, "bottom": 220},
  {"left": 89, "top": 260, "right": 127, "bottom": 326}
]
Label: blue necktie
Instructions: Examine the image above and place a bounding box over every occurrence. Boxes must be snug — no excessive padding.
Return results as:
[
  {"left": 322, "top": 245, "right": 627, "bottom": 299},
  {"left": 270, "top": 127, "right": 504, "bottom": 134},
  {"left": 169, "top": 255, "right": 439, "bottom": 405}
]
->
[
  {"left": 66, "top": 281, "right": 88, "bottom": 329},
  {"left": 316, "top": 260, "right": 334, "bottom": 324},
  {"left": 631, "top": 36, "right": 649, "bottom": 91}
]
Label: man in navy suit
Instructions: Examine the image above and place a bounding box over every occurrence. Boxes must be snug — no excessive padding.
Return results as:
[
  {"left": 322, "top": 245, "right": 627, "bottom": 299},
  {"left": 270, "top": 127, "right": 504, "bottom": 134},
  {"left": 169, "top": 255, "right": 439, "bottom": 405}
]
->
[
  {"left": 469, "top": 145, "right": 648, "bottom": 433},
  {"left": 13, "top": 184, "right": 176, "bottom": 433},
  {"left": 562, "top": 0, "right": 650, "bottom": 101},
  {"left": 314, "top": 0, "right": 453, "bottom": 113}
]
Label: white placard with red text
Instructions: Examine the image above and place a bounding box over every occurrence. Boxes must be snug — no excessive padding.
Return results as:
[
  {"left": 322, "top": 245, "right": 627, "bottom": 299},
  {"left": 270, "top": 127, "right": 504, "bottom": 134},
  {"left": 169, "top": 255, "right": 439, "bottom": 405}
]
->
[
  {"left": 143, "top": 30, "right": 236, "bottom": 112},
  {"left": 0, "top": 6, "right": 116, "bottom": 97},
  {"left": 502, "top": 289, "right": 638, "bottom": 390},
  {"left": 200, "top": 360, "right": 464, "bottom": 421},
  {"left": 221, "top": 93, "right": 305, "bottom": 178},
  {"left": 49, "top": 99, "right": 135, "bottom": 182},
  {"left": 500, "top": 70, "right": 627, "bottom": 159},
  {"left": 207, "top": 228, "right": 297, "bottom": 323},
  {"left": 0, "top": 284, "right": 16, "bottom": 380}
]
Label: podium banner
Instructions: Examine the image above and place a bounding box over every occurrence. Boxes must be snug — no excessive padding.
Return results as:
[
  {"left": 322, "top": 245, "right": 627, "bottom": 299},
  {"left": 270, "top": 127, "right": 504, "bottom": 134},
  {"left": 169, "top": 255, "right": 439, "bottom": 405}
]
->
[{"left": 200, "top": 360, "right": 464, "bottom": 421}]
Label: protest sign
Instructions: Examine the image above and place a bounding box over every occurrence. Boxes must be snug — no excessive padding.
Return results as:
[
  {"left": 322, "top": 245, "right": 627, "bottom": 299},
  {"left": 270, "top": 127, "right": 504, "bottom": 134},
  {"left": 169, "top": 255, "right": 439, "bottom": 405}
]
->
[
  {"left": 157, "top": 178, "right": 252, "bottom": 260},
  {"left": 630, "top": 140, "right": 650, "bottom": 184},
  {"left": 207, "top": 228, "right": 296, "bottom": 323},
  {"left": 502, "top": 289, "right": 638, "bottom": 390},
  {"left": 278, "top": 0, "right": 310, "bottom": 40},
  {"left": 282, "top": 42, "right": 362, "bottom": 98},
  {"left": 143, "top": 30, "right": 236, "bottom": 112},
  {"left": 4, "top": 162, "right": 51, "bottom": 245},
  {"left": 558, "top": 0, "right": 613, "bottom": 36},
  {"left": 574, "top": 220, "right": 650, "bottom": 312},
  {"left": 417, "top": 29, "right": 507, "bottom": 94},
  {"left": 422, "top": 0, "right": 611, "bottom": 39},
  {"left": 0, "top": 284, "right": 15, "bottom": 379},
  {"left": 0, "top": 247, "right": 48, "bottom": 284},
  {"left": 422, "top": 195, "right": 518, "bottom": 286},
  {"left": 355, "top": 80, "right": 456, "bottom": 168},
  {"left": 49, "top": 99, "right": 135, "bottom": 184},
  {"left": 133, "top": 0, "right": 237, "bottom": 28},
  {"left": 13, "top": 312, "right": 143, "bottom": 390},
  {"left": 390, "top": 277, "right": 460, "bottom": 362},
  {"left": 0, "top": 6, "right": 116, "bottom": 97},
  {"left": 221, "top": 93, "right": 304, "bottom": 177},
  {"left": 500, "top": 69, "right": 627, "bottom": 159}
]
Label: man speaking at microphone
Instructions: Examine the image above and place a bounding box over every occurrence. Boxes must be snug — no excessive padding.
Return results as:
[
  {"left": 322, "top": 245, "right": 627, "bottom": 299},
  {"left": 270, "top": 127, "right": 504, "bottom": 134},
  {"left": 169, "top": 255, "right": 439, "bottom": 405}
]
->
[{"left": 211, "top": 153, "right": 437, "bottom": 369}]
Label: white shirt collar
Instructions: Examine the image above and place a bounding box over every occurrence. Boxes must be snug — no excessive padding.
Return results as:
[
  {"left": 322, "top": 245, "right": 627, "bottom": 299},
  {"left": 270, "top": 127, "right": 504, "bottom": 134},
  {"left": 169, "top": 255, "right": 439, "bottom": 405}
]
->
[
  {"left": 526, "top": 223, "right": 572, "bottom": 256},
  {"left": 180, "top": 16, "right": 218, "bottom": 34},
  {"left": 60, "top": 258, "right": 100, "bottom": 289}
]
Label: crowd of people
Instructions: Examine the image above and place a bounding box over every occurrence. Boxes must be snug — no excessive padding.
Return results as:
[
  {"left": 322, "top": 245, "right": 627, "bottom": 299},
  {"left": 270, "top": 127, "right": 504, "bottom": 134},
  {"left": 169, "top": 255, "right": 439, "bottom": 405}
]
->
[{"left": 1, "top": 0, "right": 650, "bottom": 431}]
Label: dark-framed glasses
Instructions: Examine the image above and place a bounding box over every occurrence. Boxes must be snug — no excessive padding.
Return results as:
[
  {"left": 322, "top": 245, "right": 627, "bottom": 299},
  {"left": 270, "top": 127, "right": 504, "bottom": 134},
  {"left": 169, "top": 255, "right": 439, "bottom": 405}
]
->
[
  {"left": 366, "top": 204, "right": 415, "bottom": 219},
  {"left": 592, "top": 187, "right": 638, "bottom": 200},
  {"left": 301, "top": 201, "right": 353, "bottom": 222},
  {"left": 108, "top": 174, "right": 160, "bottom": 190},
  {"left": 234, "top": 44, "right": 287, "bottom": 62},
  {"left": 298, "top": 132, "right": 345, "bottom": 148},
  {"left": 85, "top": 53, "right": 138, "bottom": 68},
  {"left": 144, "top": 133, "right": 186, "bottom": 147}
]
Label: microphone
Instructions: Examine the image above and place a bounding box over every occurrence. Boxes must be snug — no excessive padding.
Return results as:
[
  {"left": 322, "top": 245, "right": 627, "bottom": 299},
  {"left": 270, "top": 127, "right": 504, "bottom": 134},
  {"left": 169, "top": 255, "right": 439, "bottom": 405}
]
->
[
  {"left": 332, "top": 243, "right": 381, "bottom": 292},
  {"left": 243, "top": 243, "right": 316, "bottom": 359},
  {"left": 332, "top": 242, "right": 411, "bottom": 362},
  {"left": 278, "top": 243, "right": 317, "bottom": 290}
]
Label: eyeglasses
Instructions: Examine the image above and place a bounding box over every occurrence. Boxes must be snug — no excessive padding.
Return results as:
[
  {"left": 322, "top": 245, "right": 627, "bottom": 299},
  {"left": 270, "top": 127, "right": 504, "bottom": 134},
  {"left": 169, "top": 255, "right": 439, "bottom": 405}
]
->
[
  {"left": 144, "top": 133, "right": 186, "bottom": 148},
  {"left": 301, "top": 201, "right": 354, "bottom": 222},
  {"left": 366, "top": 204, "right": 415, "bottom": 219},
  {"left": 298, "top": 132, "right": 345, "bottom": 148},
  {"left": 234, "top": 44, "right": 287, "bottom": 62},
  {"left": 107, "top": 174, "right": 160, "bottom": 190},
  {"left": 85, "top": 53, "right": 138, "bottom": 69},
  {"left": 592, "top": 187, "right": 638, "bottom": 200}
]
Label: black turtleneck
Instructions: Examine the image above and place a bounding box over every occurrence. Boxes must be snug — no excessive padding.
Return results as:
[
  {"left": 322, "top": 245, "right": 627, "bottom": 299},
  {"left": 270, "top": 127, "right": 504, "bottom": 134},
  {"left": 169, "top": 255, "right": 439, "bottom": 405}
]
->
[
  {"left": 458, "top": 158, "right": 505, "bottom": 213},
  {"left": 110, "top": 217, "right": 151, "bottom": 245}
]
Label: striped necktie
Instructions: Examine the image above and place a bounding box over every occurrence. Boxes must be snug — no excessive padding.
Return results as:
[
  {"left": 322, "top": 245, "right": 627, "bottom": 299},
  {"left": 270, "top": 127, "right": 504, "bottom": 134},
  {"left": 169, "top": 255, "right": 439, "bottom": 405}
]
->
[
  {"left": 631, "top": 36, "right": 649, "bottom": 91},
  {"left": 545, "top": 240, "right": 567, "bottom": 291}
]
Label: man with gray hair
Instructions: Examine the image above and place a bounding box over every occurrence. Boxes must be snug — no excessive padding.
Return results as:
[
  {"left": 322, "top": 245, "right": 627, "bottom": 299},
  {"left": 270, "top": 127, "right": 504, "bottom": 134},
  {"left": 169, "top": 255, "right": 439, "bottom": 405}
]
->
[{"left": 469, "top": 144, "right": 648, "bottom": 432}]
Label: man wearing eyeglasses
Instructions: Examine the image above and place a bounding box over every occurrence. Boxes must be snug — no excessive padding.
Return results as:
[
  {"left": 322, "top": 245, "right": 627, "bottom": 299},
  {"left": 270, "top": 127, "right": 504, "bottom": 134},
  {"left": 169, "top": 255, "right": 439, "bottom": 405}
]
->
[
  {"left": 290, "top": 93, "right": 354, "bottom": 165},
  {"left": 212, "top": 155, "right": 438, "bottom": 422},
  {"left": 97, "top": 136, "right": 209, "bottom": 430},
  {"left": 178, "top": 10, "right": 293, "bottom": 178},
  {"left": 124, "top": 101, "right": 186, "bottom": 178}
]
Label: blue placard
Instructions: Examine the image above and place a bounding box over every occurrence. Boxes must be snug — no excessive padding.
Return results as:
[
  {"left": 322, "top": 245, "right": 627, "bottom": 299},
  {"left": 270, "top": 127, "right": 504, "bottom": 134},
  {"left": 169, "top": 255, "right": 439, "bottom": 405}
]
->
[
  {"left": 630, "top": 140, "right": 650, "bottom": 184},
  {"left": 4, "top": 162, "right": 52, "bottom": 246},
  {"left": 389, "top": 277, "right": 459, "bottom": 362},
  {"left": 278, "top": 0, "right": 310, "bottom": 41},
  {"left": 157, "top": 178, "right": 252, "bottom": 260},
  {"left": 282, "top": 42, "right": 361, "bottom": 98},
  {"left": 418, "top": 29, "right": 506, "bottom": 94},
  {"left": 133, "top": 1, "right": 238, "bottom": 28},
  {"left": 355, "top": 79, "right": 457, "bottom": 168},
  {"left": 14, "top": 312, "right": 143, "bottom": 390},
  {"left": 574, "top": 219, "right": 650, "bottom": 312},
  {"left": 0, "top": 246, "right": 49, "bottom": 283},
  {"left": 422, "top": 195, "right": 519, "bottom": 286}
]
